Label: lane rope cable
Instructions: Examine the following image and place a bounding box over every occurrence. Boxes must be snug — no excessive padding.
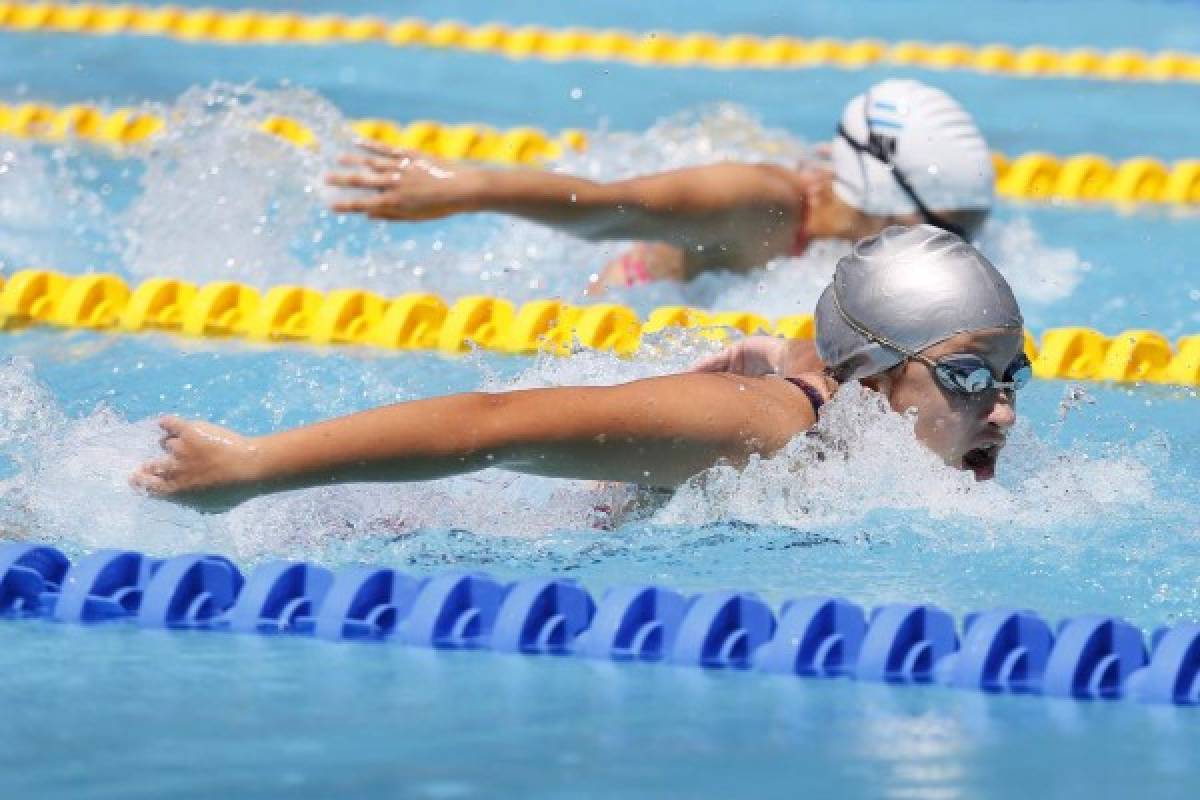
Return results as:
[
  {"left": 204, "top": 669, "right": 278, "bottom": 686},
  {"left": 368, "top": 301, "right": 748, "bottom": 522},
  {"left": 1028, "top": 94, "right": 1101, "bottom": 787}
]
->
[
  {"left": 0, "top": 269, "right": 1197, "bottom": 386},
  {"left": 0, "top": 2, "right": 1197, "bottom": 83},
  {"left": 3, "top": 101, "right": 1199, "bottom": 207},
  {"left": 1, "top": 541, "right": 1197, "bottom": 706}
]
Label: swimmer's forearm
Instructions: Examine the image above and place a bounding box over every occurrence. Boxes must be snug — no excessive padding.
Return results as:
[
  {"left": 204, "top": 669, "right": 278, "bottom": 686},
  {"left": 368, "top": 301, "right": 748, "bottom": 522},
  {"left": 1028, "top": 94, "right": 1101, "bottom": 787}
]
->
[
  {"left": 234, "top": 375, "right": 811, "bottom": 493},
  {"left": 243, "top": 392, "right": 518, "bottom": 489},
  {"left": 474, "top": 164, "right": 799, "bottom": 247},
  {"left": 471, "top": 169, "right": 659, "bottom": 240},
  {"left": 240, "top": 388, "right": 710, "bottom": 490}
]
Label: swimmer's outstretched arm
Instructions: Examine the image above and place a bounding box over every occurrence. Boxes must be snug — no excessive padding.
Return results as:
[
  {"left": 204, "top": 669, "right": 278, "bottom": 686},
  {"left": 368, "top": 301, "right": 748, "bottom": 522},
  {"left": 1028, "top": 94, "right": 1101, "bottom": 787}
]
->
[
  {"left": 132, "top": 373, "right": 819, "bottom": 513},
  {"left": 326, "top": 145, "right": 804, "bottom": 271}
]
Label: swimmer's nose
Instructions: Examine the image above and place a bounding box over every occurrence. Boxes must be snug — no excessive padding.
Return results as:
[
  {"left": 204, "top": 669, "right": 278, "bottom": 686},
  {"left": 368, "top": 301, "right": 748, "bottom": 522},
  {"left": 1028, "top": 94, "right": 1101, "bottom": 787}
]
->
[{"left": 986, "top": 391, "right": 1017, "bottom": 430}]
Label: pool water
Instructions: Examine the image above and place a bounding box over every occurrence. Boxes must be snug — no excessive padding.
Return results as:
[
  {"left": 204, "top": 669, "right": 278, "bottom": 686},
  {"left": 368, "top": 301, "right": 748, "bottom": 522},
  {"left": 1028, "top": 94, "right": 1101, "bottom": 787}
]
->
[{"left": 1, "top": 0, "right": 1199, "bottom": 797}]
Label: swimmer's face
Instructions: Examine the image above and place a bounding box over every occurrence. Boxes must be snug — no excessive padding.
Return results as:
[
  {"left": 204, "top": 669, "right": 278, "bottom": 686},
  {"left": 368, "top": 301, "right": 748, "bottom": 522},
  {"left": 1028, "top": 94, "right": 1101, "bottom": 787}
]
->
[
  {"left": 794, "top": 165, "right": 990, "bottom": 242},
  {"left": 868, "top": 329, "right": 1022, "bottom": 480},
  {"left": 795, "top": 165, "right": 951, "bottom": 242}
]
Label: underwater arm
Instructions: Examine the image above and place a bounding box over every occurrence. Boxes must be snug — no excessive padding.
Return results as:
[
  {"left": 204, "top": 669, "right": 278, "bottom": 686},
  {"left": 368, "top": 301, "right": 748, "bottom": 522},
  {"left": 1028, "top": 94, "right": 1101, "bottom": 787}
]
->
[{"left": 132, "top": 373, "right": 815, "bottom": 512}]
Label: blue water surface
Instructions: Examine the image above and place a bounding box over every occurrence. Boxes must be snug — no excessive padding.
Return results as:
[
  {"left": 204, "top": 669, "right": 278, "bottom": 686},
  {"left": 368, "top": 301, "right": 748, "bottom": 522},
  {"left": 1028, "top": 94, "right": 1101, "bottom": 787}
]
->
[{"left": 1, "top": 0, "right": 1199, "bottom": 797}]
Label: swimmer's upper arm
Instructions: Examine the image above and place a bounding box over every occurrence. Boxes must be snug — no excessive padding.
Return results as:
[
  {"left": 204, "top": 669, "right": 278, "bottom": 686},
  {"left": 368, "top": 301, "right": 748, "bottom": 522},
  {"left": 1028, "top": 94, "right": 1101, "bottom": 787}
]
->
[
  {"left": 475, "top": 163, "right": 802, "bottom": 268},
  {"left": 488, "top": 372, "right": 817, "bottom": 487},
  {"left": 606, "top": 163, "right": 801, "bottom": 217}
]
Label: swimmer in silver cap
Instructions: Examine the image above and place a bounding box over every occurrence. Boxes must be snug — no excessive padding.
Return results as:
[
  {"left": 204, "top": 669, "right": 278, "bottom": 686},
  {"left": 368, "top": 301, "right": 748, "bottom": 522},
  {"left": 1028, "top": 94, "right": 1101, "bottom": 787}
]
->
[
  {"left": 696, "top": 224, "right": 1029, "bottom": 479},
  {"left": 133, "top": 226, "right": 1024, "bottom": 512}
]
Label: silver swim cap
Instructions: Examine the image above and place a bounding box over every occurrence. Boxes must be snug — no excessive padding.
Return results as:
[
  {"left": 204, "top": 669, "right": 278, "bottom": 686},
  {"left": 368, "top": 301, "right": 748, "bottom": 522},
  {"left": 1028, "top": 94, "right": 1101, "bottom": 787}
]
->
[{"left": 815, "top": 225, "right": 1023, "bottom": 382}]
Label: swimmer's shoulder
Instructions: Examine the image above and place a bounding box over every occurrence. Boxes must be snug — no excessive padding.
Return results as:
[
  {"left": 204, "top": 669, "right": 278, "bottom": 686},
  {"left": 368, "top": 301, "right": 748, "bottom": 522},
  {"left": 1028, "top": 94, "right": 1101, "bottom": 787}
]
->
[{"left": 713, "top": 370, "right": 834, "bottom": 437}]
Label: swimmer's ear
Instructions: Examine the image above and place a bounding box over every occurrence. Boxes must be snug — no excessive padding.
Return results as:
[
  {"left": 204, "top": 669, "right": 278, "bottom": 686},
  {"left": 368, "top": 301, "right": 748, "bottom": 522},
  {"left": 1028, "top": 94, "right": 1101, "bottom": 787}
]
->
[{"left": 859, "top": 372, "right": 891, "bottom": 394}]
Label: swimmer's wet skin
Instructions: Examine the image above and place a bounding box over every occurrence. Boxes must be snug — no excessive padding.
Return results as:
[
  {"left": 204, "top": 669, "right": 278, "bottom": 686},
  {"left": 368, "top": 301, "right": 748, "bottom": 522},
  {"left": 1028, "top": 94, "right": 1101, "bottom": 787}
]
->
[
  {"left": 133, "top": 371, "right": 823, "bottom": 514},
  {"left": 133, "top": 225, "right": 1024, "bottom": 512},
  {"left": 325, "top": 79, "right": 994, "bottom": 291}
]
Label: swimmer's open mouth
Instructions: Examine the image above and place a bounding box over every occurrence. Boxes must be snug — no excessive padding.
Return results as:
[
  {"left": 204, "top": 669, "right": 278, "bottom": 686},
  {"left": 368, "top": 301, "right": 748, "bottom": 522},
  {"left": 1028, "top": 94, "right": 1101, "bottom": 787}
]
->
[{"left": 962, "top": 445, "right": 1000, "bottom": 479}]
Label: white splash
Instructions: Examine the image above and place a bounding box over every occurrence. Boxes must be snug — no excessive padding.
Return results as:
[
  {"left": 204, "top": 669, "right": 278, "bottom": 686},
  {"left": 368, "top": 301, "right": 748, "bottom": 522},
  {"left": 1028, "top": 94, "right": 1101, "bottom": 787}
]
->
[
  {"left": 0, "top": 353, "right": 1171, "bottom": 563},
  {"left": 978, "top": 214, "right": 1088, "bottom": 306},
  {"left": 121, "top": 84, "right": 350, "bottom": 287},
  {"left": 0, "top": 140, "right": 115, "bottom": 274},
  {"left": 657, "top": 382, "right": 1159, "bottom": 549},
  {"left": 6, "top": 86, "right": 1089, "bottom": 323}
]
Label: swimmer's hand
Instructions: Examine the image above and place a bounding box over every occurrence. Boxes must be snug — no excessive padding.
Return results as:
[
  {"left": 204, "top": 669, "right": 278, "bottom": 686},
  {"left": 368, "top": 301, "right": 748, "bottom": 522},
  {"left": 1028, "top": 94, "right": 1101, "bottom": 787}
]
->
[
  {"left": 689, "top": 335, "right": 824, "bottom": 378},
  {"left": 586, "top": 242, "right": 686, "bottom": 296},
  {"left": 131, "top": 417, "right": 265, "bottom": 514},
  {"left": 325, "top": 143, "right": 485, "bottom": 221}
]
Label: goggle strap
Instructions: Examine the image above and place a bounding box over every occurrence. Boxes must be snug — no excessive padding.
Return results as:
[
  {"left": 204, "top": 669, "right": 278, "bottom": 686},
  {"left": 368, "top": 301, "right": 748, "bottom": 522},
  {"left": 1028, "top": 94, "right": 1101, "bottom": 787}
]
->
[
  {"left": 835, "top": 124, "right": 969, "bottom": 240},
  {"left": 834, "top": 291, "right": 1027, "bottom": 393}
]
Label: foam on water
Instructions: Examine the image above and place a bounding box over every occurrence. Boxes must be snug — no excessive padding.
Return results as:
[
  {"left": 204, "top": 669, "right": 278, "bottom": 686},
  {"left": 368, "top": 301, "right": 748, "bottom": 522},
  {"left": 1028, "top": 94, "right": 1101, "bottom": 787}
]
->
[
  {"left": 121, "top": 84, "right": 351, "bottom": 287},
  {"left": 0, "top": 350, "right": 1180, "bottom": 563},
  {"left": 0, "top": 140, "right": 116, "bottom": 273},
  {"left": 658, "top": 383, "right": 1163, "bottom": 547}
]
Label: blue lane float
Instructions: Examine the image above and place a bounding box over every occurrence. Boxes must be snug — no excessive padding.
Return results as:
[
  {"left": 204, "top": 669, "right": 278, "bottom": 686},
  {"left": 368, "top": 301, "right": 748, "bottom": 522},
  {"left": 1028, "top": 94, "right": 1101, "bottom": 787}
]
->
[
  {"left": 937, "top": 609, "right": 1054, "bottom": 694},
  {"left": 2, "top": 541, "right": 1199, "bottom": 708},
  {"left": 0, "top": 544, "right": 69, "bottom": 617},
  {"left": 573, "top": 585, "right": 687, "bottom": 662},
  {"left": 54, "top": 549, "right": 162, "bottom": 623},
  {"left": 229, "top": 561, "right": 334, "bottom": 635},
  {"left": 314, "top": 565, "right": 420, "bottom": 641},
  {"left": 754, "top": 596, "right": 865, "bottom": 677}
]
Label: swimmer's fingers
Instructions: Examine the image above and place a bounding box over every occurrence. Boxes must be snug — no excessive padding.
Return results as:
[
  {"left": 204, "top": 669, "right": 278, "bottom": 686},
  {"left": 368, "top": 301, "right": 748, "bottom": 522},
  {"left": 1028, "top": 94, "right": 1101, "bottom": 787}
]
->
[
  {"left": 687, "top": 337, "right": 789, "bottom": 376},
  {"left": 325, "top": 172, "right": 400, "bottom": 190},
  {"left": 338, "top": 153, "right": 423, "bottom": 175},
  {"left": 130, "top": 469, "right": 167, "bottom": 494},
  {"left": 330, "top": 197, "right": 449, "bottom": 221},
  {"left": 337, "top": 154, "right": 404, "bottom": 172},
  {"left": 156, "top": 416, "right": 213, "bottom": 456},
  {"left": 330, "top": 197, "right": 382, "bottom": 214},
  {"left": 355, "top": 141, "right": 424, "bottom": 161},
  {"left": 131, "top": 457, "right": 180, "bottom": 494},
  {"left": 332, "top": 199, "right": 417, "bottom": 217},
  {"left": 158, "top": 415, "right": 189, "bottom": 439},
  {"left": 687, "top": 350, "right": 735, "bottom": 373},
  {"left": 365, "top": 207, "right": 447, "bottom": 222},
  {"left": 158, "top": 430, "right": 179, "bottom": 450}
]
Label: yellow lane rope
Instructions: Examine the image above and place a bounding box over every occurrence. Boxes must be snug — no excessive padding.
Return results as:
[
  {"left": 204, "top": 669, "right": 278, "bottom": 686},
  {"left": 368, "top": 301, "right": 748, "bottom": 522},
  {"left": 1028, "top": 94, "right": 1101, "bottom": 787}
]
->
[
  {"left": 0, "top": 101, "right": 588, "bottom": 164},
  {"left": 3, "top": 102, "right": 1199, "bottom": 207},
  {"left": 0, "top": 3, "right": 1197, "bottom": 83},
  {"left": 0, "top": 269, "right": 1197, "bottom": 386}
]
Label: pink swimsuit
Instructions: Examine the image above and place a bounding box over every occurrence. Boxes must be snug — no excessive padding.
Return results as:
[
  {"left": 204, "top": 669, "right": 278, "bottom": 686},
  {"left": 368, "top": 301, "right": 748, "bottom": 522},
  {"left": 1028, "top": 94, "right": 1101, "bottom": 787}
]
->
[{"left": 615, "top": 245, "right": 653, "bottom": 286}]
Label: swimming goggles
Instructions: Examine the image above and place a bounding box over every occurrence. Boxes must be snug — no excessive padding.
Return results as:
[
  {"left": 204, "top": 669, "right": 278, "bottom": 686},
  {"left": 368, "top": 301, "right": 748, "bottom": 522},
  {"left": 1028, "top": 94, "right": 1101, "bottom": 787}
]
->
[
  {"left": 836, "top": 95, "right": 970, "bottom": 240},
  {"left": 922, "top": 352, "right": 1032, "bottom": 395},
  {"left": 831, "top": 288, "right": 1030, "bottom": 395}
]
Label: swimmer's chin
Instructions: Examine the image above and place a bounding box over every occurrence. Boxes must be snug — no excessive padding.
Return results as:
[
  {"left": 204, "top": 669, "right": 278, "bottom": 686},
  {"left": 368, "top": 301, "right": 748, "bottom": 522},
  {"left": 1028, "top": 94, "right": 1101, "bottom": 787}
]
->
[{"left": 969, "top": 463, "right": 996, "bottom": 481}]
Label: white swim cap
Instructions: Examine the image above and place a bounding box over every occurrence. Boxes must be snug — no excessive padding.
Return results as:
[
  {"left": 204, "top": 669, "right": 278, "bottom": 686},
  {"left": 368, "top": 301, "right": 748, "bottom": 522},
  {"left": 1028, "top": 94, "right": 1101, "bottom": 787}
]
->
[
  {"left": 832, "top": 80, "right": 994, "bottom": 216},
  {"left": 815, "top": 224, "right": 1022, "bottom": 382}
]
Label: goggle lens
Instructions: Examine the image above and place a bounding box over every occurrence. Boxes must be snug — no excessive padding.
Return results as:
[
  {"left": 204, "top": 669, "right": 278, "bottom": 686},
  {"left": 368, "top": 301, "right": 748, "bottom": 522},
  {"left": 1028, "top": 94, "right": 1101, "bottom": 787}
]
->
[
  {"left": 934, "top": 353, "right": 1032, "bottom": 395},
  {"left": 1007, "top": 361, "right": 1033, "bottom": 390}
]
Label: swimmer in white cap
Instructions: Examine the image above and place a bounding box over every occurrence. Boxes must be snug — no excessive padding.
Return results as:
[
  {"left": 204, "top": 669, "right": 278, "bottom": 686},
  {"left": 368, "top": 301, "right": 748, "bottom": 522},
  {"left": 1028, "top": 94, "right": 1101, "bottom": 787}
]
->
[
  {"left": 134, "top": 225, "right": 1024, "bottom": 512},
  {"left": 327, "top": 79, "right": 994, "bottom": 292}
]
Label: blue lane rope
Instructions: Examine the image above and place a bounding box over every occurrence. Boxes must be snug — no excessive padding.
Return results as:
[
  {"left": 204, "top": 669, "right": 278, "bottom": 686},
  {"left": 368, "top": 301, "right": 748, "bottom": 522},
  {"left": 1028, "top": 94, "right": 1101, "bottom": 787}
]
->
[{"left": 1, "top": 542, "right": 1197, "bottom": 705}]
